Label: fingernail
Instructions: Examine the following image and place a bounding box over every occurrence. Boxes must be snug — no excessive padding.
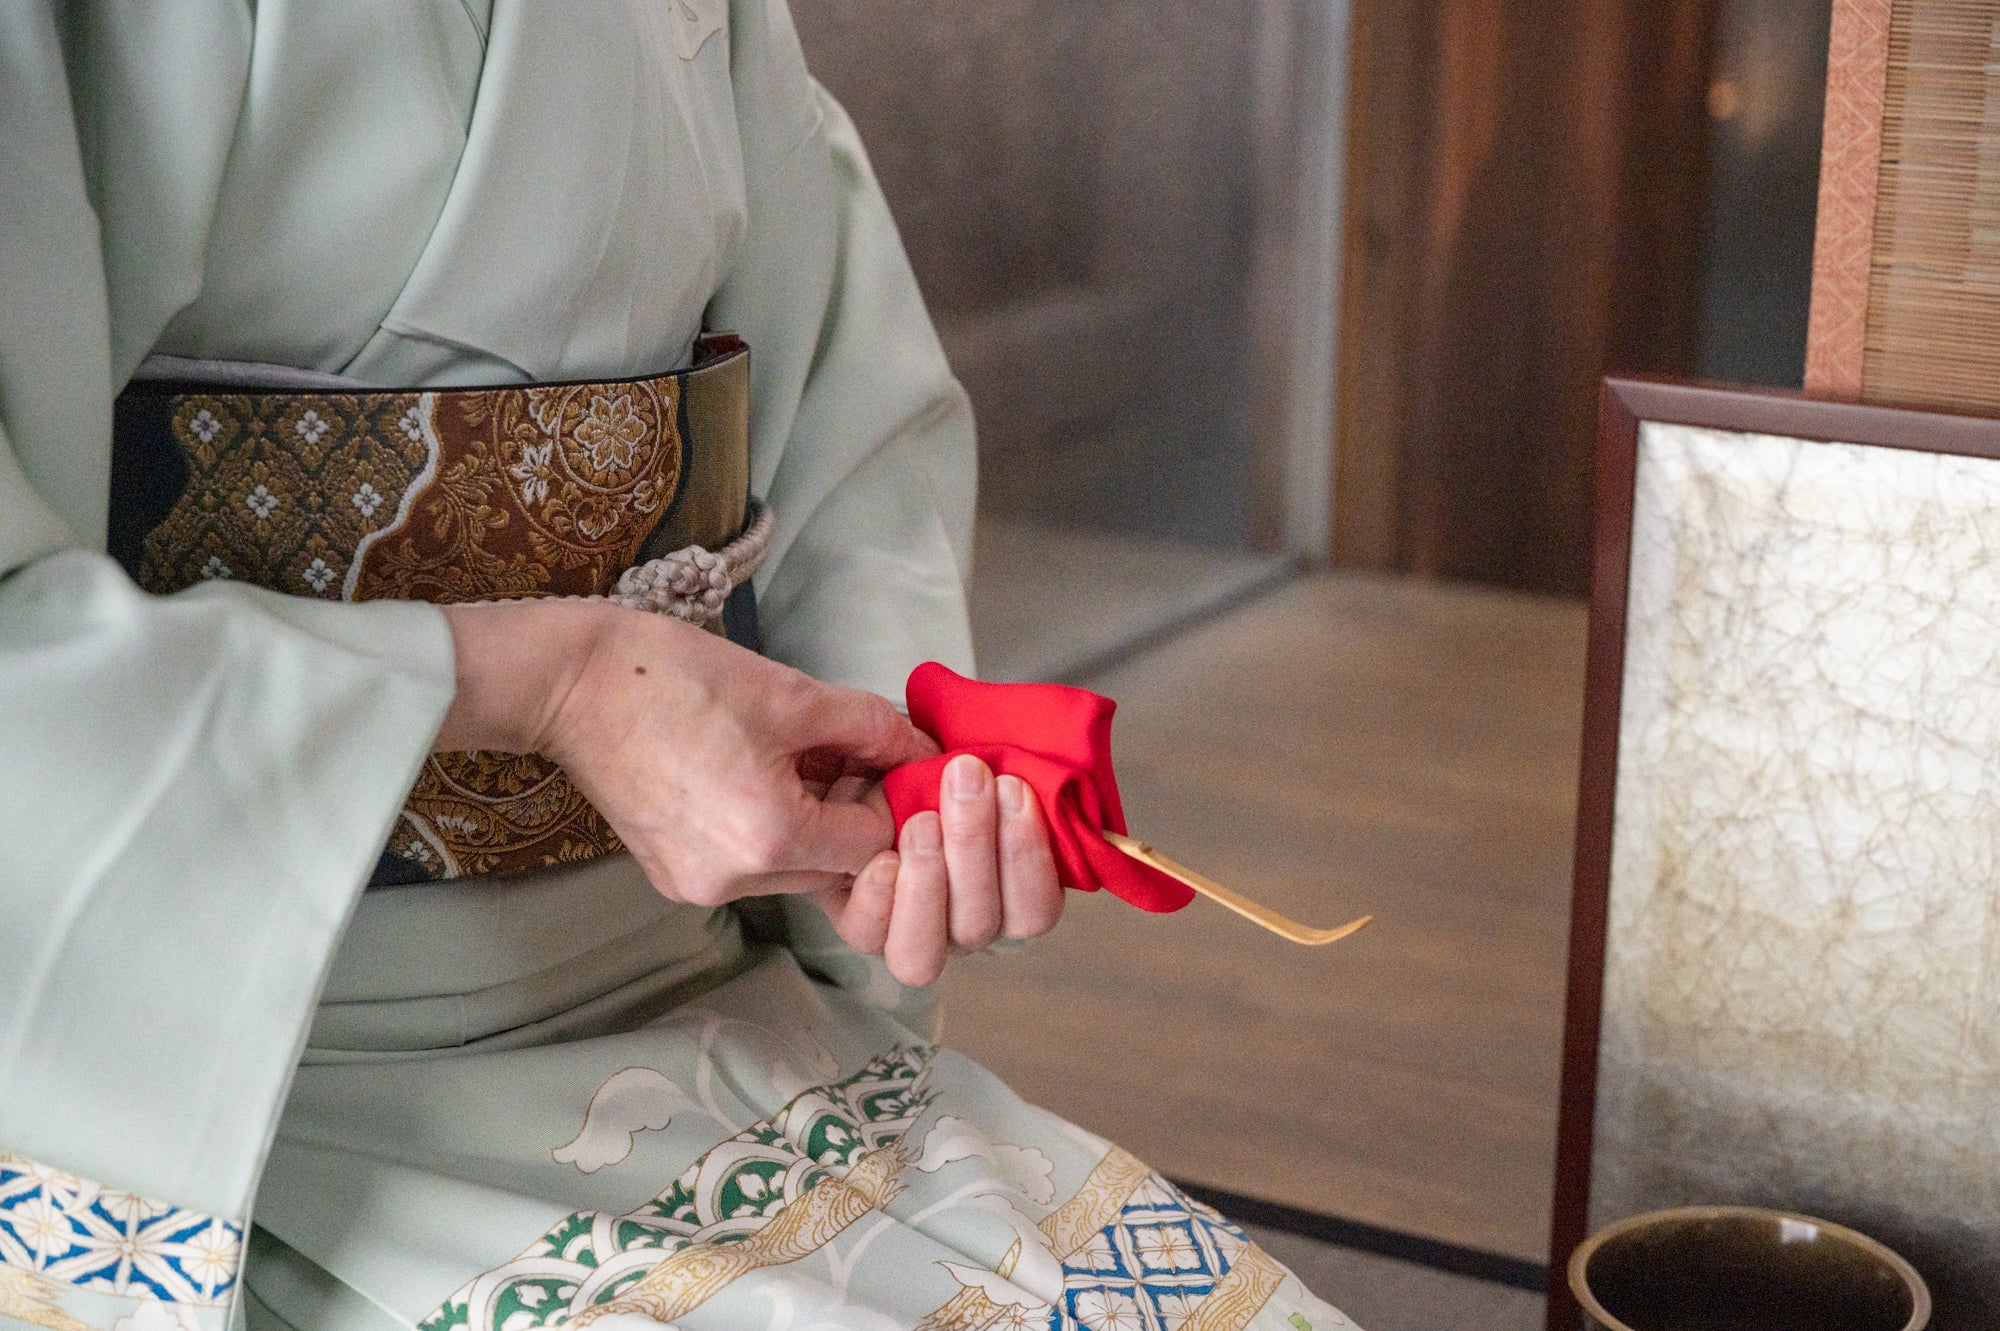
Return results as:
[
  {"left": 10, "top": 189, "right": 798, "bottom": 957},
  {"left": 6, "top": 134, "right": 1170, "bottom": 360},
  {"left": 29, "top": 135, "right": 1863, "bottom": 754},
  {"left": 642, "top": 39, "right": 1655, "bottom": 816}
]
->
[
  {"left": 997, "top": 775, "right": 1027, "bottom": 815},
  {"left": 946, "top": 754, "right": 988, "bottom": 801},
  {"left": 907, "top": 815, "right": 942, "bottom": 855}
]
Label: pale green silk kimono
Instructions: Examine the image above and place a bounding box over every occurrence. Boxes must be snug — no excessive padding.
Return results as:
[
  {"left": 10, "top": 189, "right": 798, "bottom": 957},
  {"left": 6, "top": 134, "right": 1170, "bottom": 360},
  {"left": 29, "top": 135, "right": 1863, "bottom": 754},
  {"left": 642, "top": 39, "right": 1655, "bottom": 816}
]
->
[{"left": 0, "top": 5, "right": 1357, "bottom": 1330}]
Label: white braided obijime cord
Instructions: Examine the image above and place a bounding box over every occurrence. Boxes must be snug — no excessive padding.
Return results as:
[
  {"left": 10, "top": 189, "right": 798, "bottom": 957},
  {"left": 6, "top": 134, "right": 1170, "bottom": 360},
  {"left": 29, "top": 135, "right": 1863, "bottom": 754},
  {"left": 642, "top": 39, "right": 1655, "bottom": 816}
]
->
[
  {"left": 456, "top": 497, "right": 775, "bottom": 626},
  {"left": 610, "top": 497, "right": 776, "bottom": 623}
]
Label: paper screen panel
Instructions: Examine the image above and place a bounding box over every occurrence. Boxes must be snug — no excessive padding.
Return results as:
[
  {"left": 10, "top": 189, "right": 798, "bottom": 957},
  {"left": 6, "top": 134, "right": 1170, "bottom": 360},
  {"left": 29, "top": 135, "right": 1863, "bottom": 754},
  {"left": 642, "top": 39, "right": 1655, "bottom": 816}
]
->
[
  {"left": 1861, "top": 0, "right": 2000, "bottom": 409},
  {"left": 1589, "top": 421, "right": 2000, "bottom": 1321}
]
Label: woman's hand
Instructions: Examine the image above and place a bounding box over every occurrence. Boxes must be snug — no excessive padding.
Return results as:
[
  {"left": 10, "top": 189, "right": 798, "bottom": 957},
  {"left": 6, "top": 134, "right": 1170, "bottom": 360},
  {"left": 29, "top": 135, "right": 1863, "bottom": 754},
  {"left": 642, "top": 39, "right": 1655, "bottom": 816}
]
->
[
  {"left": 438, "top": 599, "right": 929, "bottom": 906},
  {"left": 812, "top": 755, "right": 1065, "bottom": 986},
  {"left": 434, "top": 601, "right": 1066, "bottom": 980}
]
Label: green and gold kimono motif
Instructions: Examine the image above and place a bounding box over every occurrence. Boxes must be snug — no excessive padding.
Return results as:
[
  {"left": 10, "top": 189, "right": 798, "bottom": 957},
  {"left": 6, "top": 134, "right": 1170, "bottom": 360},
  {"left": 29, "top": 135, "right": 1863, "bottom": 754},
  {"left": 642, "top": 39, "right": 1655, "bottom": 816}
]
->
[{"left": 245, "top": 914, "right": 1355, "bottom": 1331}]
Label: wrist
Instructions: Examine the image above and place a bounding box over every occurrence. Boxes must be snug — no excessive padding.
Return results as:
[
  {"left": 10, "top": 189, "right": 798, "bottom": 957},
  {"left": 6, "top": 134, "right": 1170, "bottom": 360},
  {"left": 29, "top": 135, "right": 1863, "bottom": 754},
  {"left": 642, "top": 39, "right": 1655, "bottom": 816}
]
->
[{"left": 434, "top": 600, "right": 615, "bottom": 753}]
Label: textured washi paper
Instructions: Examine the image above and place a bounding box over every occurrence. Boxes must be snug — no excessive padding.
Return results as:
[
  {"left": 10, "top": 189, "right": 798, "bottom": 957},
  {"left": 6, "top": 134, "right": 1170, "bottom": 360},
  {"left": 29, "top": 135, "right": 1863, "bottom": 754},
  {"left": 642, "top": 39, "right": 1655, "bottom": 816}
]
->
[{"left": 1591, "top": 422, "right": 2000, "bottom": 1275}]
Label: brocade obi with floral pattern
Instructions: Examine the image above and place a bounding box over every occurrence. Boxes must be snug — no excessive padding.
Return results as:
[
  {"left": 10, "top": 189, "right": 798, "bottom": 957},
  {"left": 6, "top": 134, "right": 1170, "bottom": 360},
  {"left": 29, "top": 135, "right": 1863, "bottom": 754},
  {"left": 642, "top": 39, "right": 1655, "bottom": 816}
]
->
[{"left": 107, "top": 334, "right": 757, "bottom": 885}]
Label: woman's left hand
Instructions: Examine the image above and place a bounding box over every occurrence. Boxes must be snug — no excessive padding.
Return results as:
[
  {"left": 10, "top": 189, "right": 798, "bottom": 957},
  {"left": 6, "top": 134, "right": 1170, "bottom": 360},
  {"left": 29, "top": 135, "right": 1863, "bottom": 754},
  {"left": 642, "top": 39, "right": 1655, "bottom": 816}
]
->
[{"left": 813, "top": 754, "right": 1064, "bottom": 986}]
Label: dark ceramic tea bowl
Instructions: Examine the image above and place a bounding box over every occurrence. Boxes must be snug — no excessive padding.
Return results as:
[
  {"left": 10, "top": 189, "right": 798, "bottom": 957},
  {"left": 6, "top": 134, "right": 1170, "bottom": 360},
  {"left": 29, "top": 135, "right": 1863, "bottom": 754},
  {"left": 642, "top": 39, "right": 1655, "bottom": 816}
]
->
[{"left": 1570, "top": 1206, "right": 1930, "bottom": 1331}]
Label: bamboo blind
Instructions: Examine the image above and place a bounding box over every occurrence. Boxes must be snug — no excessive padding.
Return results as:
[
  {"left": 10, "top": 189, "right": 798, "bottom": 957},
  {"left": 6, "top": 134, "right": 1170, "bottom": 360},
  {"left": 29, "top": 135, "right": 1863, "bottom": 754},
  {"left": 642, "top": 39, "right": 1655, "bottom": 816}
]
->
[{"left": 1807, "top": 0, "right": 2000, "bottom": 411}]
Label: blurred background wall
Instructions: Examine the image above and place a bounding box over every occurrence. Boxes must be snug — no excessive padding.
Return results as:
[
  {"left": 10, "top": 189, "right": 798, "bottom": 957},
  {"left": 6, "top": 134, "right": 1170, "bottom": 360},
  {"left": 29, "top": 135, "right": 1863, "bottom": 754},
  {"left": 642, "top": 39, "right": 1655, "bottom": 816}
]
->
[
  {"left": 793, "top": 1, "right": 1344, "bottom": 559},
  {"left": 1335, "top": 0, "right": 1832, "bottom": 595},
  {"left": 796, "top": 0, "right": 1833, "bottom": 600}
]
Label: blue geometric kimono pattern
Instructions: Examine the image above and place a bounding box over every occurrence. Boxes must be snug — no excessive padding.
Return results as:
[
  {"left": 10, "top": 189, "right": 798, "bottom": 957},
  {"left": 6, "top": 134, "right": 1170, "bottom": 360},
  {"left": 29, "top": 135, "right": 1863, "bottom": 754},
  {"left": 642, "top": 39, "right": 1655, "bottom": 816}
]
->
[
  {"left": 0, "top": 1154, "right": 243, "bottom": 1306},
  {"left": 1051, "top": 1176, "right": 1252, "bottom": 1331}
]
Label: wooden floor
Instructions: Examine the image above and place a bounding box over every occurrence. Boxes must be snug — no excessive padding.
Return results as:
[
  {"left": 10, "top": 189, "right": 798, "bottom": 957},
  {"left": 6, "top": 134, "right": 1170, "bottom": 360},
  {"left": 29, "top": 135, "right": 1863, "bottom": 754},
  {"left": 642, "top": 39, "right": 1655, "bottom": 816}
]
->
[
  {"left": 1242, "top": 1223, "right": 1543, "bottom": 1331},
  {"left": 944, "top": 570, "right": 1589, "bottom": 1263},
  {"left": 968, "top": 517, "right": 1291, "bottom": 683}
]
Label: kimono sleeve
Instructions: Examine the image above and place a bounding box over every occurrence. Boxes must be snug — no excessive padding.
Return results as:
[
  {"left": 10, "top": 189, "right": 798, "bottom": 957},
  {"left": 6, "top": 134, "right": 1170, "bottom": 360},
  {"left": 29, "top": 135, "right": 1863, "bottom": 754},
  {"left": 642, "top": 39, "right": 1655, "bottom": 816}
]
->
[
  {"left": 0, "top": 3, "right": 457, "bottom": 1298},
  {"left": 707, "top": 0, "right": 979, "bottom": 701}
]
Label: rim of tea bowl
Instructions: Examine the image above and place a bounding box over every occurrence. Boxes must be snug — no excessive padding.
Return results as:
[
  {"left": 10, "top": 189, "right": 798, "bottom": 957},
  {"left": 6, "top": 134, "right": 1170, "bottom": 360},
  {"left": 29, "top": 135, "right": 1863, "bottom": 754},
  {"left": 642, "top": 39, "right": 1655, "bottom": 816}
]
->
[{"left": 1567, "top": 1204, "right": 1931, "bottom": 1331}]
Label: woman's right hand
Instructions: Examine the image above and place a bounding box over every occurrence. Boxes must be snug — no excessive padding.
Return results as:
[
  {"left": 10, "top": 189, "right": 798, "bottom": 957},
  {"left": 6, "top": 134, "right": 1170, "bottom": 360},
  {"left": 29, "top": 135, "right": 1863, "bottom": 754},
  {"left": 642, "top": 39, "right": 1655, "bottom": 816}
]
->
[{"left": 436, "top": 599, "right": 935, "bottom": 907}]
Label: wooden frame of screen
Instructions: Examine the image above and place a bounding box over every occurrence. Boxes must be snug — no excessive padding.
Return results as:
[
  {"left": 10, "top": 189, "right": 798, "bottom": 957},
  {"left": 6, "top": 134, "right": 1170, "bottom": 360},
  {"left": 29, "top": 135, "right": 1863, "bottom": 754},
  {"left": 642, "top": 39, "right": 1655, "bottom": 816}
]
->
[
  {"left": 1543, "top": 377, "right": 2000, "bottom": 1331},
  {"left": 1802, "top": 0, "right": 1892, "bottom": 399}
]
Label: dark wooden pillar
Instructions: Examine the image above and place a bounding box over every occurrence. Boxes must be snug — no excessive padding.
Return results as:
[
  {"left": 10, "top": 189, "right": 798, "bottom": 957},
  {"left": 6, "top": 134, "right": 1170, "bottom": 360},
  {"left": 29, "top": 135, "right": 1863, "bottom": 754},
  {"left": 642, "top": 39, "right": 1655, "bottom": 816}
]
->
[{"left": 1335, "top": 0, "right": 1715, "bottom": 594}]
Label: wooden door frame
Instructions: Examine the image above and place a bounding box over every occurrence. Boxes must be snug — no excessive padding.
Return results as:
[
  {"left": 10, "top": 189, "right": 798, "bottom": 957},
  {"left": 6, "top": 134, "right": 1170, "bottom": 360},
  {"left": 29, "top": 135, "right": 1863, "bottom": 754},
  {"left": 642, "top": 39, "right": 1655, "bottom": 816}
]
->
[{"left": 1248, "top": 0, "right": 1353, "bottom": 562}]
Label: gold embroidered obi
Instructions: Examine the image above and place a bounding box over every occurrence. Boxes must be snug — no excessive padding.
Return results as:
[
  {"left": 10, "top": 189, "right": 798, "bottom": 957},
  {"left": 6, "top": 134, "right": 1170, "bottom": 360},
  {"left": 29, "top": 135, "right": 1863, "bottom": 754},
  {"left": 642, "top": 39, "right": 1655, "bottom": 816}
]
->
[{"left": 108, "top": 334, "right": 758, "bottom": 885}]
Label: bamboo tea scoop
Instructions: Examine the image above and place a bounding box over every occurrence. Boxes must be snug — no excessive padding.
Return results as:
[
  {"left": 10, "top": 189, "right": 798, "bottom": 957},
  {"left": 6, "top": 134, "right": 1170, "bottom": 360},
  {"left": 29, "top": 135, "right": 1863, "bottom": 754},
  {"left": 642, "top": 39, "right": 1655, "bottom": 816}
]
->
[{"left": 1102, "top": 830, "right": 1372, "bottom": 947}]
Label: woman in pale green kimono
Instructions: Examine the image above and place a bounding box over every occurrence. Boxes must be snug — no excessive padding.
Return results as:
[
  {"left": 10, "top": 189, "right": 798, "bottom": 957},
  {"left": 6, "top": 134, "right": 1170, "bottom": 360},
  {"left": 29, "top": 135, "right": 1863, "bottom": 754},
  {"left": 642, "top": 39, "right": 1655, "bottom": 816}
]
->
[{"left": 0, "top": 5, "right": 1358, "bottom": 1330}]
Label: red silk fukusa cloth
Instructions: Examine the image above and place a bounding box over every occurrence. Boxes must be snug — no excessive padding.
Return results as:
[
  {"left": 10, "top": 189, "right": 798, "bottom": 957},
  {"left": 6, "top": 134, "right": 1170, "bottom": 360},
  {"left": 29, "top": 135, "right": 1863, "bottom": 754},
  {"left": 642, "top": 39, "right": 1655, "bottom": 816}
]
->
[{"left": 881, "top": 662, "right": 1194, "bottom": 913}]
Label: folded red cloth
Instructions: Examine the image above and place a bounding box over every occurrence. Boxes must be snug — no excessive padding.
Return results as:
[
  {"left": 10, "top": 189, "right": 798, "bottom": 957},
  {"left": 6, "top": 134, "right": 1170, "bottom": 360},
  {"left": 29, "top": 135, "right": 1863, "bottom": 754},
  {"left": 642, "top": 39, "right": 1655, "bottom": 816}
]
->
[{"left": 881, "top": 662, "right": 1194, "bottom": 913}]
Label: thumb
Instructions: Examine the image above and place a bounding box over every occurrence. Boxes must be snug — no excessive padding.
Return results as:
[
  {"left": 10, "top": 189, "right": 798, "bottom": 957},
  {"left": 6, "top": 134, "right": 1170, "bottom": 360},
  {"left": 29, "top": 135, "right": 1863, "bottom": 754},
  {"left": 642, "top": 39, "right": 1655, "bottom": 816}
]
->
[
  {"left": 783, "top": 681, "right": 938, "bottom": 773},
  {"left": 780, "top": 788, "right": 902, "bottom": 876}
]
